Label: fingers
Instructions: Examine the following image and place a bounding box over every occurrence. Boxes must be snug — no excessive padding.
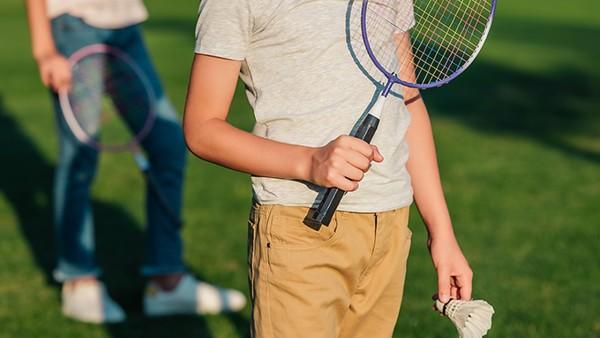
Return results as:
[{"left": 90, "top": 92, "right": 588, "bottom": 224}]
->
[
  {"left": 37, "top": 54, "right": 72, "bottom": 92},
  {"left": 344, "top": 146, "right": 383, "bottom": 171},
  {"left": 56, "top": 69, "right": 72, "bottom": 92},
  {"left": 313, "top": 136, "right": 385, "bottom": 190},
  {"left": 450, "top": 281, "right": 459, "bottom": 300},
  {"left": 353, "top": 143, "right": 384, "bottom": 163},
  {"left": 438, "top": 269, "right": 473, "bottom": 303},
  {"left": 342, "top": 135, "right": 375, "bottom": 159},
  {"left": 323, "top": 160, "right": 361, "bottom": 191},
  {"left": 336, "top": 138, "right": 383, "bottom": 189},
  {"left": 455, "top": 272, "right": 473, "bottom": 300},
  {"left": 344, "top": 149, "right": 371, "bottom": 172},
  {"left": 336, "top": 136, "right": 384, "bottom": 163},
  {"left": 327, "top": 172, "right": 359, "bottom": 192},
  {"left": 51, "top": 63, "right": 72, "bottom": 92},
  {"left": 371, "top": 145, "right": 384, "bottom": 162},
  {"left": 437, "top": 267, "right": 451, "bottom": 303}
]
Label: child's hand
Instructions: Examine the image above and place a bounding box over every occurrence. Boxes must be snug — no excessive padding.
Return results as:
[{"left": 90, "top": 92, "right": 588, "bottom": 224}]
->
[
  {"left": 36, "top": 52, "right": 72, "bottom": 92},
  {"left": 428, "top": 235, "right": 473, "bottom": 302},
  {"left": 306, "top": 135, "right": 383, "bottom": 191}
]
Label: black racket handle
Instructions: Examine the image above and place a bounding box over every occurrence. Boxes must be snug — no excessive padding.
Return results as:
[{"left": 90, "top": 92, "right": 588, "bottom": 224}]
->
[{"left": 311, "top": 114, "right": 380, "bottom": 225}]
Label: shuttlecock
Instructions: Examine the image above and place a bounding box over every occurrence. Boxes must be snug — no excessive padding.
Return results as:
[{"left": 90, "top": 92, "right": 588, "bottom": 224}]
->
[{"left": 434, "top": 299, "right": 495, "bottom": 338}]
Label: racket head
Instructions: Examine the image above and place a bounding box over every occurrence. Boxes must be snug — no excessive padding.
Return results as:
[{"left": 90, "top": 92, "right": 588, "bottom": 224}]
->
[
  {"left": 360, "top": 0, "right": 497, "bottom": 89},
  {"left": 58, "top": 44, "right": 156, "bottom": 152}
]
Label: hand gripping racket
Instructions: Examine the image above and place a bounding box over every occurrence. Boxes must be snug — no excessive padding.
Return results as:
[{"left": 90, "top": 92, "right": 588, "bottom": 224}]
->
[
  {"left": 58, "top": 44, "right": 182, "bottom": 228},
  {"left": 312, "top": 0, "right": 497, "bottom": 225}
]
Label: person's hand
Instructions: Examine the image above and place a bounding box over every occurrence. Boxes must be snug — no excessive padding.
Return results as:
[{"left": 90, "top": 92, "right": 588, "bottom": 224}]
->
[
  {"left": 36, "top": 52, "right": 72, "bottom": 92},
  {"left": 429, "top": 234, "right": 473, "bottom": 302},
  {"left": 306, "top": 135, "right": 383, "bottom": 191}
]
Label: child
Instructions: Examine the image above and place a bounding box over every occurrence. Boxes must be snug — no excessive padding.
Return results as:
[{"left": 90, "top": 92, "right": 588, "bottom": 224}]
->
[
  {"left": 25, "top": 0, "right": 245, "bottom": 323},
  {"left": 185, "top": 0, "right": 473, "bottom": 337}
]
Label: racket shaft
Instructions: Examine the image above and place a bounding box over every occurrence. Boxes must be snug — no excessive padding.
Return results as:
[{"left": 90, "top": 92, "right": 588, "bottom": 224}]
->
[{"left": 312, "top": 114, "right": 380, "bottom": 225}]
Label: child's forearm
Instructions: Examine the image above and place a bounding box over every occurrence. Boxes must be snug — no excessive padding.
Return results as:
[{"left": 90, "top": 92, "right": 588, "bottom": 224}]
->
[
  {"left": 25, "top": 0, "right": 57, "bottom": 60},
  {"left": 184, "top": 54, "right": 381, "bottom": 191},
  {"left": 405, "top": 97, "right": 456, "bottom": 241},
  {"left": 183, "top": 56, "right": 313, "bottom": 181},
  {"left": 185, "top": 117, "right": 313, "bottom": 181}
]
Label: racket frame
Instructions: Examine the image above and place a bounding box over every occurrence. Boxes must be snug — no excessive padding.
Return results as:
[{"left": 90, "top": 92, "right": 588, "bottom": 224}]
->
[
  {"left": 58, "top": 44, "right": 183, "bottom": 228},
  {"left": 312, "top": 0, "right": 496, "bottom": 225},
  {"left": 362, "top": 0, "right": 497, "bottom": 89}
]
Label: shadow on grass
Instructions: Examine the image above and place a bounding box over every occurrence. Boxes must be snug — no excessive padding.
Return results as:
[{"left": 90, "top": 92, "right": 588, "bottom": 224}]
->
[
  {"left": 0, "top": 95, "right": 249, "bottom": 338},
  {"left": 146, "top": 14, "right": 600, "bottom": 164},
  {"left": 417, "top": 16, "right": 600, "bottom": 162},
  {"left": 0, "top": 94, "right": 56, "bottom": 284},
  {"left": 424, "top": 61, "right": 600, "bottom": 163}
]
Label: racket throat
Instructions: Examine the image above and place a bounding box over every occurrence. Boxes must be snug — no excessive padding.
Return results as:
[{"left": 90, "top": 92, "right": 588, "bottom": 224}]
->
[{"left": 368, "top": 94, "right": 387, "bottom": 120}]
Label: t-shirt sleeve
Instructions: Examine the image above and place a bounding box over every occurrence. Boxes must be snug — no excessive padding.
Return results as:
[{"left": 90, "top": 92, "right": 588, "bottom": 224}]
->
[
  {"left": 395, "top": 0, "right": 416, "bottom": 32},
  {"left": 194, "top": 0, "right": 252, "bottom": 60}
]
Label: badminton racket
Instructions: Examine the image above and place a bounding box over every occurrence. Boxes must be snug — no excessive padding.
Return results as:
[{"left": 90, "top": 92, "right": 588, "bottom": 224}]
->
[
  {"left": 312, "top": 0, "right": 497, "bottom": 225},
  {"left": 58, "top": 44, "right": 182, "bottom": 228}
]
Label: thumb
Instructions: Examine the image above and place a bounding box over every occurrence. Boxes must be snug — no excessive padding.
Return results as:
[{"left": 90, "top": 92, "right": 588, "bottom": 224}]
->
[
  {"left": 437, "top": 267, "right": 451, "bottom": 303},
  {"left": 371, "top": 145, "right": 384, "bottom": 162}
]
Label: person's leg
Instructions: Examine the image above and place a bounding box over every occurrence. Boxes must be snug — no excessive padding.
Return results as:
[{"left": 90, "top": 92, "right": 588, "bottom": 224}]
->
[
  {"left": 109, "top": 25, "right": 187, "bottom": 279},
  {"left": 248, "top": 203, "right": 379, "bottom": 338},
  {"left": 50, "top": 14, "right": 125, "bottom": 323},
  {"left": 338, "top": 207, "right": 412, "bottom": 338},
  {"left": 52, "top": 99, "right": 99, "bottom": 280},
  {"left": 51, "top": 14, "right": 104, "bottom": 283},
  {"left": 109, "top": 25, "right": 245, "bottom": 316}
]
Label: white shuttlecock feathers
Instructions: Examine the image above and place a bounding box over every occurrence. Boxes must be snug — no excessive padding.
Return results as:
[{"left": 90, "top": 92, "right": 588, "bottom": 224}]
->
[{"left": 434, "top": 299, "right": 495, "bottom": 338}]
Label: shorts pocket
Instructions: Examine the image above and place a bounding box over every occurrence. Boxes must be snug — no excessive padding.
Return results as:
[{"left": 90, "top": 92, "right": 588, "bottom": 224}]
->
[{"left": 267, "top": 211, "right": 343, "bottom": 251}]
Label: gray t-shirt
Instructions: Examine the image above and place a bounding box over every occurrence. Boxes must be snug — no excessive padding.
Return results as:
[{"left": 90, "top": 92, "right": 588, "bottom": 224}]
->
[{"left": 195, "top": 0, "right": 414, "bottom": 212}]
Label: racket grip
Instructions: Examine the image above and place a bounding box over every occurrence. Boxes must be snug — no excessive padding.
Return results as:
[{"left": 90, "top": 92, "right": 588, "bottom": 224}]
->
[{"left": 311, "top": 114, "right": 380, "bottom": 225}]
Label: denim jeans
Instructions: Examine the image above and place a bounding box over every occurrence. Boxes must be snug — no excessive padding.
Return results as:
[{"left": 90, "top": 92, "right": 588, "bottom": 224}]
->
[{"left": 50, "top": 14, "right": 187, "bottom": 281}]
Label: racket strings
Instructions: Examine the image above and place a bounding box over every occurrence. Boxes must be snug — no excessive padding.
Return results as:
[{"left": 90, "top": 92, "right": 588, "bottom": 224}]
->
[
  {"left": 412, "top": 4, "right": 472, "bottom": 81},
  {"left": 363, "top": 2, "right": 406, "bottom": 77},
  {"left": 412, "top": 0, "right": 490, "bottom": 82},
  {"left": 363, "top": 0, "right": 492, "bottom": 86},
  {"left": 70, "top": 57, "right": 107, "bottom": 136},
  {"left": 409, "top": 1, "right": 483, "bottom": 81},
  {"left": 349, "top": 1, "right": 390, "bottom": 86},
  {"left": 66, "top": 51, "right": 154, "bottom": 151}
]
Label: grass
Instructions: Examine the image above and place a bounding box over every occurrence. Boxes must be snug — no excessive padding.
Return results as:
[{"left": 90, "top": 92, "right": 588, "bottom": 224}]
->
[{"left": 0, "top": 0, "right": 598, "bottom": 337}]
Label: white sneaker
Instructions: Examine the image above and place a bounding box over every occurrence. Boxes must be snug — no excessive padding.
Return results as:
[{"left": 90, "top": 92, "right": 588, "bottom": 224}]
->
[
  {"left": 61, "top": 280, "right": 126, "bottom": 324},
  {"left": 144, "top": 274, "right": 246, "bottom": 316}
]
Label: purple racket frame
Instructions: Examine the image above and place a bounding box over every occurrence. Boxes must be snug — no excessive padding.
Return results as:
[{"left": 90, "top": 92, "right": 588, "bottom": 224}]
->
[
  {"left": 361, "top": 0, "right": 498, "bottom": 90},
  {"left": 58, "top": 43, "right": 157, "bottom": 153},
  {"left": 57, "top": 44, "right": 182, "bottom": 228},
  {"left": 311, "top": 0, "right": 497, "bottom": 226}
]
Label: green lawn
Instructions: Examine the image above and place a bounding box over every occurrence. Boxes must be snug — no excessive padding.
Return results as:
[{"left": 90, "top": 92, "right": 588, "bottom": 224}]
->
[{"left": 0, "top": 1, "right": 598, "bottom": 338}]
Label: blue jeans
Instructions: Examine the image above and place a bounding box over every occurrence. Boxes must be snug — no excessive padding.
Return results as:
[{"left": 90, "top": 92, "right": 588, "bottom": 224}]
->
[{"left": 51, "top": 15, "right": 187, "bottom": 281}]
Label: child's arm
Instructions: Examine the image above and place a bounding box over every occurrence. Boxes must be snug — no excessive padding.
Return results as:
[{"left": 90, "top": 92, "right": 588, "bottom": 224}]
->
[
  {"left": 184, "top": 54, "right": 383, "bottom": 192},
  {"left": 405, "top": 96, "right": 473, "bottom": 302},
  {"left": 25, "top": 0, "right": 71, "bottom": 91}
]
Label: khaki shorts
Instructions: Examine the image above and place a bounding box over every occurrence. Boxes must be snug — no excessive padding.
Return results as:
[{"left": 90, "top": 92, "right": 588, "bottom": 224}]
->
[{"left": 247, "top": 202, "right": 412, "bottom": 338}]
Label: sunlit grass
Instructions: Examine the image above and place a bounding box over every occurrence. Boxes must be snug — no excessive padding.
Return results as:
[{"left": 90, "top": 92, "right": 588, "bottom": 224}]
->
[{"left": 0, "top": 1, "right": 598, "bottom": 338}]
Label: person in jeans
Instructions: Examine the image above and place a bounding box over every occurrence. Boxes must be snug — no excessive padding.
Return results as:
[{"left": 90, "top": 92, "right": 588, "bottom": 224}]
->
[{"left": 25, "top": 0, "right": 245, "bottom": 323}]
